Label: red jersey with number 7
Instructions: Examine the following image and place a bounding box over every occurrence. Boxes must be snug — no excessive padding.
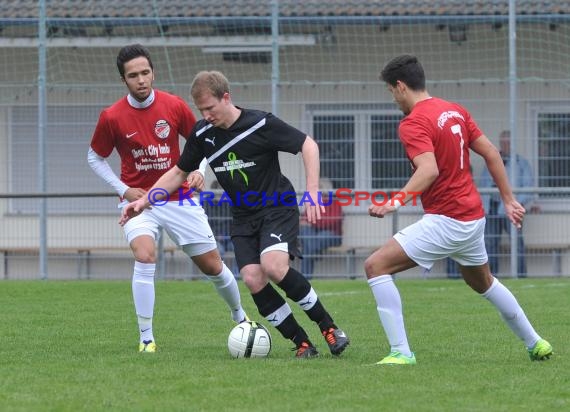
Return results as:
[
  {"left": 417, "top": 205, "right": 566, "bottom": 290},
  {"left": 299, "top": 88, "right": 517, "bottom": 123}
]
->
[
  {"left": 398, "top": 97, "right": 485, "bottom": 221},
  {"left": 90, "top": 89, "right": 196, "bottom": 201}
]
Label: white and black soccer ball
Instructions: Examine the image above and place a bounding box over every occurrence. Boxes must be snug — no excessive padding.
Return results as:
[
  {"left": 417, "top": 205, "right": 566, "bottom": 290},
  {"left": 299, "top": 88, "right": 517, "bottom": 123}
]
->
[{"left": 228, "top": 320, "right": 272, "bottom": 358}]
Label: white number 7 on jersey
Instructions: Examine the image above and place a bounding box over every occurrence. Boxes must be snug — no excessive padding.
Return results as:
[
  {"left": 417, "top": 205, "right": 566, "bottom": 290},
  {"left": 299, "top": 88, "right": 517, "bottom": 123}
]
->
[{"left": 451, "top": 124, "right": 465, "bottom": 169}]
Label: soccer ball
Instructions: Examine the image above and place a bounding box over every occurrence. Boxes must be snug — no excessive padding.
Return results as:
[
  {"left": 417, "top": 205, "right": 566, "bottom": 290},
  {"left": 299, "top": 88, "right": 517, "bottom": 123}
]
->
[{"left": 227, "top": 320, "right": 272, "bottom": 358}]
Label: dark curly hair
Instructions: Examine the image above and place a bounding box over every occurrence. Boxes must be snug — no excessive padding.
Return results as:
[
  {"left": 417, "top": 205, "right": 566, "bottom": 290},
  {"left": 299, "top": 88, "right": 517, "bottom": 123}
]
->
[
  {"left": 116, "top": 44, "right": 153, "bottom": 79},
  {"left": 380, "top": 54, "right": 426, "bottom": 91}
]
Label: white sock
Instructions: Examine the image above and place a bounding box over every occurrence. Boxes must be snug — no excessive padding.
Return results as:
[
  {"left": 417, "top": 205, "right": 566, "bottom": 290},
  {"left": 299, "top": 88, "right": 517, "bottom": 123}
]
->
[
  {"left": 368, "top": 275, "right": 412, "bottom": 357},
  {"left": 206, "top": 263, "right": 246, "bottom": 323},
  {"left": 482, "top": 277, "right": 541, "bottom": 348},
  {"left": 138, "top": 317, "right": 153, "bottom": 343},
  {"left": 132, "top": 261, "right": 155, "bottom": 343}
]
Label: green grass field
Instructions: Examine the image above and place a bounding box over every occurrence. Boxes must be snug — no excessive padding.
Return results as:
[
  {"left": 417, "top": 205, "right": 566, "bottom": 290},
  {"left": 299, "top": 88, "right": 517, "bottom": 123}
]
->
[{"left": 1, "top": 278, "right": 567, "bottom": 412}]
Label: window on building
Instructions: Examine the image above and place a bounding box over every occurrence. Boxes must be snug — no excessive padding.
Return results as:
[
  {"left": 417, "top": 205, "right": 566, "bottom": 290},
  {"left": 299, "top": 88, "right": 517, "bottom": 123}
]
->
[
  {"left": 312, "top": 115, "right": 355, "bottom": 189},
  {"left": 309, "top": 105, "right": 407, "bottom": 198},
  {"left": 537, "top": 112, "right": 570, "bottom": 194},
  {"left": 371, "top": 114, "right": 408, "bottom": 189}
]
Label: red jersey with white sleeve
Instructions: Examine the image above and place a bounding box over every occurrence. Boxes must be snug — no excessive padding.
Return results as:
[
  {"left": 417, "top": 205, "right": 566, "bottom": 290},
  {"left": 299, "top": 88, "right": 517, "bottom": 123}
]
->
[
  {"left": 399, "top": 97, "right": 485, "bottom": 221},
  {"left": 90, "top": 89, "right": 196, "bottom": 201}
]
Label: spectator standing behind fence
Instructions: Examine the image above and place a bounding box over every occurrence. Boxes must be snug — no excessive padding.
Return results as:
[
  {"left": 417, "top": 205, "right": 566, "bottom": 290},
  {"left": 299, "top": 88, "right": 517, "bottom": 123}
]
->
[
  {"left": 479, "top": 130, "right": 536, "bottom": 278},
  {"left": 120, "top": 70, "right": 350, "bottom": 358},
  {"left": 299, "top": 178, "right": 343, "bottom": 278},
  {"left": 364, "top": 54, "right": 551, "bottom": 365},
  {"left": 87, "top": 44, "right": 246, "bottom": 353}
]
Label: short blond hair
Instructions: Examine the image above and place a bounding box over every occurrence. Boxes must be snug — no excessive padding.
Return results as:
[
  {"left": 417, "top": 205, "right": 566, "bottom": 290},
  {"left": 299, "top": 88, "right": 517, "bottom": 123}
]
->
[{"left": 191, "top": 70, "right": 230, "bottom": 100}]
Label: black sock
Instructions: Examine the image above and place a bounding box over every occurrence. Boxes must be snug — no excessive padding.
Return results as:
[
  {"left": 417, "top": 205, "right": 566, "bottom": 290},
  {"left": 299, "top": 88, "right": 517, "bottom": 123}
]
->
[
  {"left": 277, "top": 267, "right": 336, "bottom": 333},
  {"left": 251, "top": 283, "right": 311, "bottom": 346}
]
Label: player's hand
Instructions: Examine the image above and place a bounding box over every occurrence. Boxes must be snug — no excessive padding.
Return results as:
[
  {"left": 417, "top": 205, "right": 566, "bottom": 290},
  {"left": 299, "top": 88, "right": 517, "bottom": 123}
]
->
[
  {"left": 187, "top": 171, "right": 205, "bottom": 193},
  {"left": 368, "top": 204, "right": 396, "bottom": 218},
  {"left": 304, "top": 189, "right": 324, "bottom": 224},
  {"left": 119, "top": 198, "right": 147, "bottom": 226},
  {"left": 123, "top": 187, "right": 146, "bottom": 202},
  {"left": 505, "top": 199, "right": 526, "bottom": 229}
]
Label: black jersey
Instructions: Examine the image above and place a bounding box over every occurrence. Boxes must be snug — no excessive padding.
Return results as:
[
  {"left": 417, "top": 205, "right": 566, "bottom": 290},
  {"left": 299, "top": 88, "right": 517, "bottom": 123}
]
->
[{"left": 178, "top": 108, "right": 306, "bottom": 218}]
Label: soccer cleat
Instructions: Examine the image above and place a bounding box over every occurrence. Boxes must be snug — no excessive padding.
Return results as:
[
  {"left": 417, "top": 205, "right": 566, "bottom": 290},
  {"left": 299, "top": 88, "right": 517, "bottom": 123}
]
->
[
  {"left": 237, "top": 314, "right": 251, "bottom": 324},
  {"left": 294, "top": 342, "right": 319, "bottom": 359},
  {"left": 322, "top": 327, "right": 350, "bottom": 356},
  {"left": 139, "top": 340, "right": 157, "bottom": 353},
  {"left": 528, "top": 339, "right": 552, "bottom": 361},
  {"left": 376, "top": 351, "right": 416, "bottom": 365}
]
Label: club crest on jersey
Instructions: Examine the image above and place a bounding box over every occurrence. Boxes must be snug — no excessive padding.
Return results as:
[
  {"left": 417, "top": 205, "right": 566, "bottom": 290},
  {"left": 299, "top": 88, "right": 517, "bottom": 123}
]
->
[{"left": 154, "top": 119, "right": 171, "bottom": 139}]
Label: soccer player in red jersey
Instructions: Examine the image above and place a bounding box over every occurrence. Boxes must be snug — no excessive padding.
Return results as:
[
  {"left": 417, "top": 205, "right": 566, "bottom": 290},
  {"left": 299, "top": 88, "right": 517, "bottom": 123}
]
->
[
  {"left": 365, "top": 55, "right": 552, "bottom": 365},
  {"left": 88, "top": 45, "right": 246, "bottom": 353}
]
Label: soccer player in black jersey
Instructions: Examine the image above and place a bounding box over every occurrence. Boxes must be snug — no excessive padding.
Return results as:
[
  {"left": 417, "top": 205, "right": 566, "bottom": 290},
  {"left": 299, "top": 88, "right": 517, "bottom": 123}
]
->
[{"left": 121, "top": 70, "right": 349, "bottom": 358}]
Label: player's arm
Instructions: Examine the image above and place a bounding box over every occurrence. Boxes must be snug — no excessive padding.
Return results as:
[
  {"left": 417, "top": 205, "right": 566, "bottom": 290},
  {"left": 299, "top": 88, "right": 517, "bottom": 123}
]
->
[
  {"left": 187, "top": 157, "right": 208, "bottom": 192},
  {"left": 369, "top": 151, "right": 438, "bottom": 218},
  {"left": 89, "top": 110, "right": 146, "bottom": 201},
  {"left": 119, "top": 165, "right": 189, "bottom": 226},
  {"left": 179, "top": 125, "right": 207, "bottom": 191},
  {"left": 404, "top": 151, "right": 439, "bottom": 195},
  {"left": 87, "top": 147, "right": 136, "bottom": 196},
  {"left": 178, "top": 101, "right": 205, "bottom": 190},
  {"left": 471, "top": 134, "right": 524, "bottom": 228},
  {"left": 87, "top": 147, "right": 145, "bottom": 202},
  {"left": 300, "top": 136, "right": 323, "bottom": 223}
]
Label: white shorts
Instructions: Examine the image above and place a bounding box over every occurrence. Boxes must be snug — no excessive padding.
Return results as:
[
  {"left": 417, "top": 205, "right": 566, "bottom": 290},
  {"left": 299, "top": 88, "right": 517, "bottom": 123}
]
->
[
  {"left": 393, "top": 214, "right": 488, "bottom": 270},
  {"left": 121, "top": 201, "right": 217, "bottom": 257}
]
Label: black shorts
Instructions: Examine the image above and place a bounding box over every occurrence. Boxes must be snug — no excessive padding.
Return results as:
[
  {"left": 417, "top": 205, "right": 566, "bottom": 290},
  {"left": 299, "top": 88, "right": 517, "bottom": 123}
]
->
[{"left": 231, "top": 208, "right": 301, "bottom": 270}]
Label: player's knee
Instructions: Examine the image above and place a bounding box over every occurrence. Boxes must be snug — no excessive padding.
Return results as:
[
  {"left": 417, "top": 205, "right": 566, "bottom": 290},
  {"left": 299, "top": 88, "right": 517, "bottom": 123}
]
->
[
  {"left": 133, "top": 250, "right": 156, "bottom": 264},
  {"left": 192, "top": 250, "right": 223, "bottom": 275},
  {"left": 260, "top": 261, "right": 288, "bottom": 280},
  {"left": 241, "top": 274, "right": 256, "bottom": 291},
  {"left": 199, "top": 260, "right": 223, "bottom": 276},
  {"left": 244, "top": 276, "right": 264, "bottom": 293},
  {"left": 364, "top": 256, "right": 379, "bottom": 278},
  {"left": 241, "top": 267, "right": 266, "bottom": 293},
  {"left": 130, "top": 239, "right": 156, "bottom": 263}
]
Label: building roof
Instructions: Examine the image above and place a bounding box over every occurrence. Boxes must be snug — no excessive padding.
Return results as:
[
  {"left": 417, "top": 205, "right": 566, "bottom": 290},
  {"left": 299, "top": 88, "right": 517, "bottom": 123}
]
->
[{"left": 1, "top": 0, "right": 569, "bottom": 19}]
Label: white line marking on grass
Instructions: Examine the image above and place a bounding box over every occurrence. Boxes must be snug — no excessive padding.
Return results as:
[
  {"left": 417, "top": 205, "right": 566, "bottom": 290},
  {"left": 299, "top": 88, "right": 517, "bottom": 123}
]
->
[
  {"left": 545, "top": 282, "right": 570, "bottom": 287},
  {"left": 425, "top": 287, "right": 453, "bottom": 292},
  {"left": 319, "top": 291, "right": 366, "bottom": 297},
  {"left": 519, "top": 284, "right": 537, "bottom": 288},
  {"left": 518, "top": 282, "right": 570, "bottom": 289}
]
